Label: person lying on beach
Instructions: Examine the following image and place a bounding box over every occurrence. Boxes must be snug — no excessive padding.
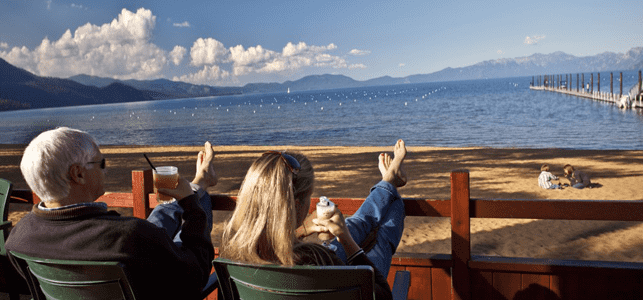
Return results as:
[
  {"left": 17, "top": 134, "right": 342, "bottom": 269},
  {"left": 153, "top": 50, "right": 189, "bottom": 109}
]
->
[
  {"left": 538, "top": 164, "right": 562, "bottom": 189},
  {"left": 221, "top": 140, "right": 408, "bottom": 300},
  {"left": 6, "top": 127, "right": 217, "bottom": 299},
  {"left": 564, "top": 164, "right": 592, "bottom": 189}
]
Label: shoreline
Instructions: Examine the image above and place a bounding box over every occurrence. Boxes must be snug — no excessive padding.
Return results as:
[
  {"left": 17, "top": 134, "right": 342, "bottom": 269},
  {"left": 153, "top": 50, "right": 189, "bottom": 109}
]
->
[{"left": 3, "top": 144, "right": 643, "bottom": 262}]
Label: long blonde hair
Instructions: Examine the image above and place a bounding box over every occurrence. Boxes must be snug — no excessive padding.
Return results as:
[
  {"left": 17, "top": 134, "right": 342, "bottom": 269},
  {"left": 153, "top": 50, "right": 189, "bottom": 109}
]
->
[{"left": 221, "top": 151, "right": 314, "bottom": 266}]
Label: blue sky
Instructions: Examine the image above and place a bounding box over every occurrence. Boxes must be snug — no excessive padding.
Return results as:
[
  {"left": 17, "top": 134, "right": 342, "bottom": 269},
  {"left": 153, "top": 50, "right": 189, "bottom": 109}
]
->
[{"left": 1, "top": 0, "right": 641, "bottom": 86}]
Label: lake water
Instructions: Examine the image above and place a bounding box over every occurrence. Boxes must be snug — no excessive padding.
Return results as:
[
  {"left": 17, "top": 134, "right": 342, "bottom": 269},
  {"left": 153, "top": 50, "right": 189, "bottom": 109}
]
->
[{"left": 1, "top": 71, "right": 642, "bottom": 150}]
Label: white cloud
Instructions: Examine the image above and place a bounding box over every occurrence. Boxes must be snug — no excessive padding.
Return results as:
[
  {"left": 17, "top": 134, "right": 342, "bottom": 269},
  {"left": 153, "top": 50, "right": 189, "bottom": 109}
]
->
[
  {"left": 46, "top": 0, "right": 52, "bottom": 10},
  {"left": 178, "top": 40, "right": 354, "bottom": 84},
  {"left": 348, "top": 49, "right": 370, "bottom": 56},
  {"left": 173, "top": 21, "right": 190, "bottom": 28},
  {"left": 497, "top": 50, "right": 504, "bottom": 54},
  {"left": 1, "top": 46, "right": 38, "bottom": 72},
  {"left": 399, "top": 63, "right": 405, "bottom": 67},
  {"left": 0, "top": 42, "right": 8, "bottom": 49},
  {"left": 524, "top": 35, "right": 545, "bottom": 45},
  {"left": 229, "top": 44, "right": 276, "bottom": 74},
  {"left": 0, "top": 8, "right": 168, "bottom": 80},
  {"left": 229, "top": 42, "right": 344, "bottom": 75},
  {"left": 173, "top": 65, "right": 232, "bottom": 85},
  {"left": 190, "top": 37, "right": 229, "bottom": 66},
  {"left": 170, "top": 45, "right": 186, "bottom": 65}
]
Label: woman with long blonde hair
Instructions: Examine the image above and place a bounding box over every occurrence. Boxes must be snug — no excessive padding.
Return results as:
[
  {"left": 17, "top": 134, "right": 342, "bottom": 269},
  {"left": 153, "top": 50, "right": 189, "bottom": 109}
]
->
[{"left": 221, "top": 140, "right": 408, "bottom": 300}]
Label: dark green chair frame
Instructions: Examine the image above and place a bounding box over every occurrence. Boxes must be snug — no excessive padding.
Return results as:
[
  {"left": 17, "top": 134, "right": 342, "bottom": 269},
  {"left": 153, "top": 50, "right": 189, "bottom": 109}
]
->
[
  {"left": 10, "top": 251, "right": 137, "bottom": 300},
  {"left": 0, "top": 178, "right": 13, "bottom": 257},
  {"left": 10, "top": 250, "right": 218, "bottom": 300},
  {"left": 1, "top": 178, "right": 30, "bottom": 300},
  {"left": 213, "top": 257, "right": 410, "bottom": 300}
]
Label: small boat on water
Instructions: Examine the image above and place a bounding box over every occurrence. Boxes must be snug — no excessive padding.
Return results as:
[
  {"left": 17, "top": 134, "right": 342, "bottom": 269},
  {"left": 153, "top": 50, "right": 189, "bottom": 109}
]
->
[{"left": 287, "top": 88, "right": 290, "bottom": 94}]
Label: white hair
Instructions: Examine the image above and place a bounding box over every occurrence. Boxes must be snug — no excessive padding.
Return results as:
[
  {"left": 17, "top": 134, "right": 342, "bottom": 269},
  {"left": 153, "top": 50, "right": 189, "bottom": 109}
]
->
[{"left": 20, "top": 127, "right": 100, "bottom": 202}]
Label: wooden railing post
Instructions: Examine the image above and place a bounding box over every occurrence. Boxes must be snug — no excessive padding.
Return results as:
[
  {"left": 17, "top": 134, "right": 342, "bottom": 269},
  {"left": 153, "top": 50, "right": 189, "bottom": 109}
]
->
[
  {"left": 581, "top": 74, "right": 584, "bottom": 93},
  {"left": 451, "top": 170, "right": 471, "bottom": 300},
  {"left": 638, "top": 70, "right": 642, "bottom": 95},
  {"left": 132, "top": 169, "right": 153, "bottom": 219},
  {"left": 620, "top": 72, "right": 623, "bottom": 97},
  {"left": 30, "top": 191, "right": 40, "bottom": 204}
]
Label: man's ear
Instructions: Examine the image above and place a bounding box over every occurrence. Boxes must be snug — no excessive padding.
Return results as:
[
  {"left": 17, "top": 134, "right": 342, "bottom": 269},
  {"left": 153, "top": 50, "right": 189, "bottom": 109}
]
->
[{"left": 68, "top": 164, "right": 87, "bottom": 185}]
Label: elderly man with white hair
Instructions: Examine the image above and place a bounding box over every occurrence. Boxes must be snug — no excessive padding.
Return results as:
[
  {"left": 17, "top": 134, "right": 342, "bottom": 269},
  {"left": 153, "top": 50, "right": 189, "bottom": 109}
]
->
[{"left": 6, "top": 127, "right": 217, "bottom": 299}]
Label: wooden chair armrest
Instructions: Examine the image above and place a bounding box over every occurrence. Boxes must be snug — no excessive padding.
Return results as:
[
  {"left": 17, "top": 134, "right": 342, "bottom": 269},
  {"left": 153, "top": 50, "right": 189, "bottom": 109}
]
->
[
  {"left": 391, "top": 270, "right": 410, "bottom": 300},
  {"left": 200, "top": 272, "right": 219, "bottom": 299}
]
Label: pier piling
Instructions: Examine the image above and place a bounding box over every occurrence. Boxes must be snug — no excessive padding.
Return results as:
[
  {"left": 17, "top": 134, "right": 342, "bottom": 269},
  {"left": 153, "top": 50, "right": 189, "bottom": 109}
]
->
[
  {"left": 620, "top": 72, "right": 623, "bottom": 97},
  {"left": 529, "top": 70, "right": 642, "bottom": 109},
  {"left": 582, "top": 74, "right": 584, "bottom": 92}
]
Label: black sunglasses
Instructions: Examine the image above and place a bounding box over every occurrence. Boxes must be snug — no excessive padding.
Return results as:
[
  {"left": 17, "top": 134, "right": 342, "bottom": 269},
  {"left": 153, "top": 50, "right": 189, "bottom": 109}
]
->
[
  {"left": 263, "top": 151, "right": 300, "bottom": 174},
  {"left": 87, "top": 158, "right": 106, "bottom": 169}
]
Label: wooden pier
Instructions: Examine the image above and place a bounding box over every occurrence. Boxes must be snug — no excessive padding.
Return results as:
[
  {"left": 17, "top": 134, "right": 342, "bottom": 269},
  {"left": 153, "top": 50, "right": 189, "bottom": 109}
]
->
[{"left": 529, "top": 71, "right": 643, "bottom": 109}]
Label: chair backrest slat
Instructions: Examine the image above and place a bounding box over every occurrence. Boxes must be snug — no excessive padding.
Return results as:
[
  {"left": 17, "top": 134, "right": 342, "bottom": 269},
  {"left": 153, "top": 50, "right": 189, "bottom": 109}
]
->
[{"left": 213, "top": 258, "right": 375, "bottom": 300}]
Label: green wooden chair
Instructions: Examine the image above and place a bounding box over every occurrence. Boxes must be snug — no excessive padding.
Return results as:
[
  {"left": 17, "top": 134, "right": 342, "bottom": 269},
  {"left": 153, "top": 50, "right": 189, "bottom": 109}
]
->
[
  {"left": 10, "top": 251, "right": 219, "bottom": 300},
  {"left": 10, "top": 251, "right": 137, "bottom": 300},
  {"left": 0, "top": 178, "right": 13, "bottom": 257},
  {"left": 1, "top": 178, "right": 30, "bottom": 300},
  {"left": 213, "top": 258, "right": 411, "bottom": 300}
]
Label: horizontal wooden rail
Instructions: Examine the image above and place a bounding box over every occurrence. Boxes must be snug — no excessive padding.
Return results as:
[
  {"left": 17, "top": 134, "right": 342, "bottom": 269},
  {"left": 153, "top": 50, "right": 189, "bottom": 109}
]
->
[
  {"left": 469, "top": 256, "right": 643, "bottom": 275},
  {"left": 391, "top": 253, "right": 453, "bottom": 268},
  {"left": 8, "top": 190, "right": 38, "bottom": 204},
  {"left": 12, "top": 190, "right": 643, "bottom": 222},
  {"left": 470, "top": 198, "right": 643, "bottom": 221}
]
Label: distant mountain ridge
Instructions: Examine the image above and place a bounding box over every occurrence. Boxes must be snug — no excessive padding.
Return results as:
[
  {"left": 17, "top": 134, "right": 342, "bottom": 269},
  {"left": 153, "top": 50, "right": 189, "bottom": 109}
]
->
[
  {"left": 0, "top": 58, "right": 155, "bottom": 110},
  {"left": 1, "top": 46, "right": 642, "bottom": 111},
  {"left": 69, "top": 75, "right": 243, "bottom": 98}
]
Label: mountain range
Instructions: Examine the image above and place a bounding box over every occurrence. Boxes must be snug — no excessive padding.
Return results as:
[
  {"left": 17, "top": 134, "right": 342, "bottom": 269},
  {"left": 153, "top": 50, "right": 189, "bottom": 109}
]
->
[{"left": 1, "top": 47, "right": 642, "bottom": 111}]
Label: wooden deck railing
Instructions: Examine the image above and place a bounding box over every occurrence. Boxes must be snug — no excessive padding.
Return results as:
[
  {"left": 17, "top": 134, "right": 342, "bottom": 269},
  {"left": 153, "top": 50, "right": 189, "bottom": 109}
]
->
[{"left": 9, "top": 169, "right": 643, "bottom": 299}]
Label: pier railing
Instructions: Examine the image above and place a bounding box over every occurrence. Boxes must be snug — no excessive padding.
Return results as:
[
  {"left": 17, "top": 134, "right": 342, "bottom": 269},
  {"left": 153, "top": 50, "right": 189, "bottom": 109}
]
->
[
  {"left": 7, "top": 169, "right": 643, "bottom": 300},
  {"left": 530, "top": 70, "right": 643, "bottom": 109}
]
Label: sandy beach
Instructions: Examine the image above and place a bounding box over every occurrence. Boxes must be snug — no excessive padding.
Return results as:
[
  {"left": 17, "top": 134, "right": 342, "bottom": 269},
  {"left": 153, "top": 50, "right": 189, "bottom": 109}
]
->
[{"left": 2, "top": 144, "right": 643, "bottom": 262}]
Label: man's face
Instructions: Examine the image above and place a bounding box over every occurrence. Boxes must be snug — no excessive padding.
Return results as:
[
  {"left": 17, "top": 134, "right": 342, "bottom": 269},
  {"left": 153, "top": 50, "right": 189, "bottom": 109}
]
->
[{"left": 85, "top": 152, "right": 106, "bottom": 201}]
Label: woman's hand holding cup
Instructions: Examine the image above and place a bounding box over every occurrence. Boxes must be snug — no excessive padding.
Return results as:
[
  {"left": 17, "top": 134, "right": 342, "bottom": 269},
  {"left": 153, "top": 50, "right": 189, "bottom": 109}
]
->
[{"left": 157, "top": 177, "right": 194, "bottom": 202}]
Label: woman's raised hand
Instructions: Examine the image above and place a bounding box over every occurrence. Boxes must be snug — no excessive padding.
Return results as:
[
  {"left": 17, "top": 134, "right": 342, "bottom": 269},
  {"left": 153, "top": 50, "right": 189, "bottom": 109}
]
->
[{"left": 157, "top": 177, "right": 194, "bottom": 201}]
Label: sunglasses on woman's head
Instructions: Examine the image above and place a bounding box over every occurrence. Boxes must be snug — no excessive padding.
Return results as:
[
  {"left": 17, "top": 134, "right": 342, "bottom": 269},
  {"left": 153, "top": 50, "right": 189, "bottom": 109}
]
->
[{"left": 263, "top": 151, "right": 300, "bottom": 174}]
